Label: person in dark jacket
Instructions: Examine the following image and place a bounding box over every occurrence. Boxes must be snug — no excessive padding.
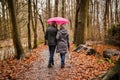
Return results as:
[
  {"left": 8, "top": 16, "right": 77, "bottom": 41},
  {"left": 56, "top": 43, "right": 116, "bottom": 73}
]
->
[
  {"left": 56, "top": 24, "right": 69, "bottom": 68},
  {"left": 45, "top": 22, "right": 58, "bottom": 68}
]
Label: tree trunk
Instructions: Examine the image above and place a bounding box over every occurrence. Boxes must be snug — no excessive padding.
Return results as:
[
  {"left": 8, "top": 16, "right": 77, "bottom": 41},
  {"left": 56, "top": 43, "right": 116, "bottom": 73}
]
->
[
  {"left": 54, "top": 0, "right": 59, "bottom": 17},
  {"left": 1, "top": 0, "right": 7, "bottom": 40},
  {"left": 115, "top": 0, "right": 119, "bottom": 24},
  {"left": 96, "top": 0, "right": 101, "bottom": 40},
  {"left": 75, "top": 0, "right": 89, "bottom": 46},
  {"left": 0, "top": 15, "right": 2, "bottom": 39},
  {"left": 67, "top": 0, "right": 73, "bottom": 30},
  {"left": 103, "top": 0, "right": 110, "bottom": 41},
  {"left": 33, "top": 0, "right": 38, "bottom": 48},
  {"left": 46, "top": 0, "right": 51, "bottom": 19},
  {"left": 27, "top": 0, "right": 32, "bottom": 50},
  {"left": 7, "top": 0, "right": 25, "bottom": 59},
  {"left": 73, "top": 0, "right": 80, "bottom": 43},
  {"left": 48, "top": 0, "right": 51, "bottom": 18},
  {"left": 110, "top": 0, "right": 113, "bottom": 26},
  {"left": 93, "top": 0, "right": 96, "bottom": 40},
  {"left": 102, "top": 58, "right": 120, "bottom": 80},
  {"left": 87, "top": 0, "right": 93, "bottom": 40},
  {"left": 6, "top": 1, "right": 11, "bottom": 39},
  {"left": 38, "top": 14, "right": 45, "bottom": 35},
  {"left": 91, "top": 0, "right": 95, "bottom": 40},
  {"left": 62, "top": 0, "right": 65, "bottom": 18}
]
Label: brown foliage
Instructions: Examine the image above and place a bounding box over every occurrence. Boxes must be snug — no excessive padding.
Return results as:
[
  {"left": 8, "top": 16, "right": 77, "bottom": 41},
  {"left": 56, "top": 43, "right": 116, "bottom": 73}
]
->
[
  {"left": 0, "top": 44, "right": 46, "bottom": 80},
  {"left": 0, "top": 43, "right": 118, "bottom": 80},
  {"left": 54, "top": 43, "right": 116, "bottom": 80}
]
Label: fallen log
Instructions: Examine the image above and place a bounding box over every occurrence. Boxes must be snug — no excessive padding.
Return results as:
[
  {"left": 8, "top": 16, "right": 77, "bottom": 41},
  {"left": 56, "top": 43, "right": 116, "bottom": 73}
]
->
[
  {"left": 73, "top": 44, "right": 87, "bottom": 52},
  {"left": 86, "top": 47, "right": 97, "bottom": 55},
  {"left": 73, "top": 44, "right": 97, "bottom": 55},
  {"left": 103, "top": 49, "right": 120, "bottom": 59}
]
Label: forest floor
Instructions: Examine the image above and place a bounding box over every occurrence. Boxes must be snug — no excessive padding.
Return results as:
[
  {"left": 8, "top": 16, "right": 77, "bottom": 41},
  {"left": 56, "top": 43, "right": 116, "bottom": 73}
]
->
[{"left": 0, "top": 43, "right": 119, "bottom": 80}]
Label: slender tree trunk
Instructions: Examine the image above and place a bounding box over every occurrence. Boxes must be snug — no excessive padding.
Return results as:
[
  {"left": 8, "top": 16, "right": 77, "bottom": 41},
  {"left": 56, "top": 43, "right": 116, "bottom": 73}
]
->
[
  {"left": 33, "top": 0, "right": 38, "bottom": 48},
  {"left": 48, "top": 0, "right": 51, "bottom": 18},
  {"left": 7, "top": 0, "right": 25, "bottom": 59},
  {"left": 90, "top": 0, "right": 94, "bottom": 40},
  {"left": 1, "top": 0, "right": 7, "bottom": 40},
  {"left": 93, "top": 0, "right": 96, "bottom": 40},
  {"left": 46, "top": 0, "right": 51, "bottom": 19},
  {"left": 54, "top": 0, "right": 59, "bottom": 17},
  {"left": 0, "top": 15, "right": 2, "bottom": 39},
  {"left": 71, "top": 0, "right": 75, "bottom": 31},
  {"left": 67, "top": 0, "right": 73, "bottom": 30},
  {"left": 38, "top": 14, "right": 45, "bottom": 35},
  {"left": 115, "top": 0, "right": 119, "bottom": 24},
  {"left": 62, "top": 0, "right": 65, "bottom": 18},
  {"left": 96, "top": 0, "right": 101, "bottom": 40},
  {"left": 87, "top": 0, "right": 90, "bottom": 40},
  {"left": 28, "top": 0, "right": 32, "bottom": 50},
  {"left": 6, "top": 1, "right": 10, "bottom": 39},
  {"left": 110, "top": 0, "right": 113, "bottom": 26},
  {"left": 103, "top": 0, "right": 110, "bottom": 41}
]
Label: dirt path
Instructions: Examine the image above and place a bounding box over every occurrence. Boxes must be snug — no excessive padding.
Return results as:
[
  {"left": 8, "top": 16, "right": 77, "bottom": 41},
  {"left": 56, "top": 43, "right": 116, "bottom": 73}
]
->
[
  {"left": 17, "top": 48, "right": 71, "bottom": 80},
  {"left": 0, "top": 44, "right": 114, "bottom": 80}
]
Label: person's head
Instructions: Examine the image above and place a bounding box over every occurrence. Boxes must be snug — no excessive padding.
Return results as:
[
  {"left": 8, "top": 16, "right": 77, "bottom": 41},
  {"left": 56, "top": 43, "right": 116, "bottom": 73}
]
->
[
  {"left": 60, "top": 23, "right": 65, "bottom": 29},
  {"left": 51, "top": 21, "right": 57, "bottom": 27}
]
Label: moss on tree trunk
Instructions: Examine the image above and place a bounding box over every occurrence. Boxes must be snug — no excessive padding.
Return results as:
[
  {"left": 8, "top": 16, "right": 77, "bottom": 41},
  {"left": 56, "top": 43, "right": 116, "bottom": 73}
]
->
[{"left": 102, "top": 58, "right": 120, "bottom": 80}]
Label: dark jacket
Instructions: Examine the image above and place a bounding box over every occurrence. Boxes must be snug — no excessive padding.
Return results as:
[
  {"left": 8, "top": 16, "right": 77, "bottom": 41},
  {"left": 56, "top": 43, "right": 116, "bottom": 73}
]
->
[
  {"left": 56, "top": 26, "right": 69, "bottom": 53},
  {"left": 45, "top": 26, "right": 58, "bottom": 46}
]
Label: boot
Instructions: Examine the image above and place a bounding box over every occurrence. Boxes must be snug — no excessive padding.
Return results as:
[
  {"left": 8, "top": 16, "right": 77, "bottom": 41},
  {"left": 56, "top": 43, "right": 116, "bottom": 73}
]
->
[
  {"left": 48, "top": 64, "right": 52, "bottom": 68},
  {"left": 61, "top": 65, "right": 64, "bottom": 68}
]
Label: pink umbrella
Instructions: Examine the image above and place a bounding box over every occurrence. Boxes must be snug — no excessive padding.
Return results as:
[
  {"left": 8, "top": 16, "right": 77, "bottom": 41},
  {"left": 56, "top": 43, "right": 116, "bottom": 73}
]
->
[{"left": 47, "top": 17, "right": 69, "bottom": 24}]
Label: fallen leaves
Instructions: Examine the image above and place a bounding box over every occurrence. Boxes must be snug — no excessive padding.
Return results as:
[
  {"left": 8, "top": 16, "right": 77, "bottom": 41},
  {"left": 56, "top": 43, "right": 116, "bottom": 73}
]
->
[
  {"left": 54, "top": 43, "right": 116, "bottom": 80},
  {"left": 0, "top": 44, "right": 46, "bottom": 80},
  {"left": 0, "top": 43, "right": 118, "bottom": 80}
]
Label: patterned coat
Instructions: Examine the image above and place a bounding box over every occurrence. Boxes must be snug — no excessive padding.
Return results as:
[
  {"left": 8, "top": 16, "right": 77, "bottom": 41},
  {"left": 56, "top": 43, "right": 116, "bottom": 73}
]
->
[{"left": 56, "top": 26, "right": 69, "bottom": 53}]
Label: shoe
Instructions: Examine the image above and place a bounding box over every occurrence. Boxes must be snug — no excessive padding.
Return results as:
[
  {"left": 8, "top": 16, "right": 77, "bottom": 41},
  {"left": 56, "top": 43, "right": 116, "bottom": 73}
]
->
[
  {"left": 48, "top": 64, "right": 52, "bottom": 68},
  {"left": 61, "top": 65, "right": 64, "bottom": 68},
  {"left": 52, "top": 62, "right": 54, "bottom": 65}
]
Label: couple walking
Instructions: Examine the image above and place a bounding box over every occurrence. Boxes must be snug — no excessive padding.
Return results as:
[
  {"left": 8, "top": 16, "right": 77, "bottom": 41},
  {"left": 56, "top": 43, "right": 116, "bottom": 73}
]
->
[{"left": 45, "top": 22, "right": 69, "bottom": 68}]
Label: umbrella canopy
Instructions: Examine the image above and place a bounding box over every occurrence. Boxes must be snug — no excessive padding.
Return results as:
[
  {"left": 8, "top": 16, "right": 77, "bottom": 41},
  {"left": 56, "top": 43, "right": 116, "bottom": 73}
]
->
[{"left": 47, "top": 17, "right": 69, "bottom": 24}]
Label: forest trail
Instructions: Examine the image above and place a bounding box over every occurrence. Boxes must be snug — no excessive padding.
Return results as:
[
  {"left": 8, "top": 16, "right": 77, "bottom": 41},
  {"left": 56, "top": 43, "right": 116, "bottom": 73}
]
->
[
  {"left": 0, "top": 44, "right": 115, "bottom": 80},
  {"left": 16, "top": 47, "right": 71, "bottom": 80}
]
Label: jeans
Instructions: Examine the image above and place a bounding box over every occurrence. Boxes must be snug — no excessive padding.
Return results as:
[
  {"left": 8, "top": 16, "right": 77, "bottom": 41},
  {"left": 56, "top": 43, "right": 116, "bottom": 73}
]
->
[
  {"left": 48, "top": 45, "right": 56, "bottom": 65},
  {"left": 60, "top": 53, "right": 65, "bottom": 65}
]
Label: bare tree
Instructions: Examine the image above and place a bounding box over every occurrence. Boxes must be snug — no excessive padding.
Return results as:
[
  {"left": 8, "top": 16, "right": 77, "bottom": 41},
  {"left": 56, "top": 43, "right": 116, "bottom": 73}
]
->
[
  {"left": 96, "top": 0, "right": 101, "bottom": 40},
  {"left": 115, "top": 0, "right": 119, "bottom": 23},
  {"left": 54, "top": 0, "right": 59, "bottom": 17},
  {"left": 27, "top": 0, "right": 32, "bottom": 50},
  {"left": 62, "top": 0, "right": 65, "bottom": 17},
  {"left": 48, "top": 0, "right": 51, "bottom": 18},
  {"left": 73, "top": 0, "right": 80, "bottom": 43},
  {"left": 103, "top": 0, "right": 110, "bottom": 40},
  {"left": 74, "top": 0, "right": 89, "bottom": 46},
  {"left": 33, "top": 0, "right": 38, "bottom": 48},
  {"left": 7, "top": 0, "right": 25, "bottom": 59},
  {"left": 1, "top": 0, "right": 7, "bottom": 39}
]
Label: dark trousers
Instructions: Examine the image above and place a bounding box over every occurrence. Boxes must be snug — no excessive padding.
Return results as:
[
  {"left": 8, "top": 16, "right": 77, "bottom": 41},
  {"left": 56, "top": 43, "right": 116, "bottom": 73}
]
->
[
  {"left": 60, "top": 53, "right": 65, "bottom": 65},
  {"left": 48, "top": 45, "right": 56, "bottom": 65}
]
